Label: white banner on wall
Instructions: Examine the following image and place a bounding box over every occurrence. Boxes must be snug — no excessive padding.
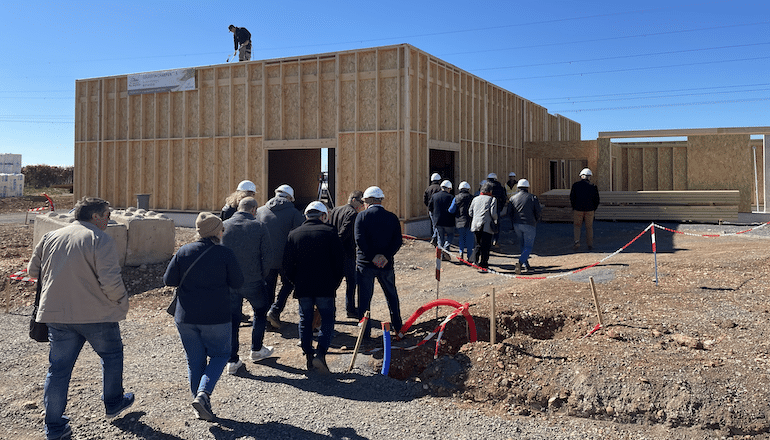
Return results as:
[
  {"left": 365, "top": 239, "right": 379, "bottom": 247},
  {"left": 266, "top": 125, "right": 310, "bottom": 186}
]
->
[{"left": 127, "top": 68, "right": 196, "bottom": 95}]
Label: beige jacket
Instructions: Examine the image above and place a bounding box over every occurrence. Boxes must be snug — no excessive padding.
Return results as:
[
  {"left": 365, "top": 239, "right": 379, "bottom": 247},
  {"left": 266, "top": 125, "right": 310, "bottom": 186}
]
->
[{"left": 28, "top": 221, "right": 128, "bottom": 324}]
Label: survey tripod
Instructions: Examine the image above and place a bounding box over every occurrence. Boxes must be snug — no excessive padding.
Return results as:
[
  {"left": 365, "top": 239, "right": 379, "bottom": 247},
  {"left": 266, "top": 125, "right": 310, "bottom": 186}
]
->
[{"left": 317, "top": 172, "right": 334, "bottom": 208}]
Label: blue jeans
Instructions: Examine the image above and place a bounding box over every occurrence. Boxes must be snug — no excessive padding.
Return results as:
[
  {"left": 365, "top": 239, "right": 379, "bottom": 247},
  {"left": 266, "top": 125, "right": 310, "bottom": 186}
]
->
[
  {"left": 266, "top": 268, "right": 294, "bottom": 318},
  {"left": 176, "top": 321, "right": 230, "bottom": 397},
  {"left": 342, "top": 255, "right": 357, "bottom": 314},
  {"left": 230, "top": 280, "right": 272, "bottom": 362},
  {"left": 298, "top": 296, "right": 336, "bottom": 357},
  {"left": 357, "top": 266, "right": 402, "bottom": 339},
  {"left": 436, "top": 225, "right": 454, "bottom": 250},
  {"left": 457, "top": 226, "right": 474, "bottom": 257},
  {"left": 45, "top": 322, "right": 125, "bottom": 439},
  {"left": 514, "top": 223, "right": 537, "bottom": 265}
]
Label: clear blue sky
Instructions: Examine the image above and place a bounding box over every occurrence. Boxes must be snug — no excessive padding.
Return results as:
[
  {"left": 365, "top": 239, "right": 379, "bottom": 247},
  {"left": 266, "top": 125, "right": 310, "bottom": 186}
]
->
[{"left": 2, "top": 0, "right": 768, "bottom": 167}]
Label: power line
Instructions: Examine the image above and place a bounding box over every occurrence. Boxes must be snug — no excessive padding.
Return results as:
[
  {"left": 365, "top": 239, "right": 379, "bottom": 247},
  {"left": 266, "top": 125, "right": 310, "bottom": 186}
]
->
[
  {"left": 470, "top": 42, "right": 770, "bottom": 72},
  {"left": 541, "top": 87, "right": 770, "bottom": 105},
  {"left": 533, "top": 83, "right": 770, "bottom": 101},
  {"left": 554, "top": 96, "right": 770, "bottom": 113},
  {"left": 492, "top": 55, "right": 770, "bottom": 81}
]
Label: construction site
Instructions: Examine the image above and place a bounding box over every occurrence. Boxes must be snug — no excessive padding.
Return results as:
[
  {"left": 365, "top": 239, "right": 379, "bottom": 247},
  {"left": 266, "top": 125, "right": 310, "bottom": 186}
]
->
[{"left": 2, "top": 43, "right": 770, "bottom": 439}]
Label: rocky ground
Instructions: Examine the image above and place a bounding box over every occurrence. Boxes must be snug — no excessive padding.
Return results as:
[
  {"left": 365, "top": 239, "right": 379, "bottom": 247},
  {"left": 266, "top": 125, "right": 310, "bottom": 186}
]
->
[{"left": 2, "top": 193, "right": 770, "bottom": 439}]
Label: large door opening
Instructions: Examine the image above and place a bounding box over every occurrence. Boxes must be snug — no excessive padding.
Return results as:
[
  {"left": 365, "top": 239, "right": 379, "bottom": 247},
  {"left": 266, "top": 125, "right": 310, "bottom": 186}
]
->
[
  {"left": 429, "top": 149, "right": 456, "bottom": 188},
  {"left": 268, "top": 148, "right": 335, "bottom": 212}
]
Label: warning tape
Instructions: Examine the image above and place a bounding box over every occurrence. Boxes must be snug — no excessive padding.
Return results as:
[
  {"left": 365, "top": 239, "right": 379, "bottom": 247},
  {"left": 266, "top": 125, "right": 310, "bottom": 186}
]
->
[
  {"left": 9, "top": 269, "right": 36, "bottom": 283},
  {"left": 403, "top": 220, "right": 770, "bottom": 282},
  {"left": 373, "top": 304, "right": 470, "bottom": 359},
  {"left": 651, "top": 221, "right": 770, "bottom": 237}
]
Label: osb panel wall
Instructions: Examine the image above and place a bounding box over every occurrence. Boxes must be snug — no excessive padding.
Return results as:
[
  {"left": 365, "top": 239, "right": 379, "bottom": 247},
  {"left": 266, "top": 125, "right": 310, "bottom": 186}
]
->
[
  {"left": 627, "top": 148, "right": 643, "bottom": 191},
  {"left": 688, "top": 134, "right": 752, "bottom": 211},
  {"left": 658, "top": 147, "right": 673, "bottom": 190},
  {"left": 673, "top": 147, "right": 688, "bottom": 190},
  {"left": 642, "top": 148, "right": 658, "bottom": 190},
  {"left": 523, "top": 140, "right": 598, "bottom": 195},
  {"left": 75, "top": 44, "right": 579, "bottom": 218}
]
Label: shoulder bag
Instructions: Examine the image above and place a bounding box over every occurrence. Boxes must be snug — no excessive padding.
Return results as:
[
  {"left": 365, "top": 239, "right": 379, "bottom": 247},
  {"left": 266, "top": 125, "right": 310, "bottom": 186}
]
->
[
  {"left": 29, "top": 277, "right": 49, "bottom": 342},
  {"left": 166, "top": 245, "right": 214, "bottom": 316}
]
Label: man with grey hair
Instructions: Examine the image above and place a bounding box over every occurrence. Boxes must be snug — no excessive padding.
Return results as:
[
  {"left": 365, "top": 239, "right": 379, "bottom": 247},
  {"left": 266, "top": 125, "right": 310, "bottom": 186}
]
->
[
  {"left": 283, "top": 201, "right": 344, "bottom": 374},
  {"left": 222, "top": 197, "right": 274, "bottom": 373},
  {"left": 328, "top": 190, "right": 364, "bottom": 318},
  {"left": 28, "top": 197, "right": 134, "bottom": 440}
]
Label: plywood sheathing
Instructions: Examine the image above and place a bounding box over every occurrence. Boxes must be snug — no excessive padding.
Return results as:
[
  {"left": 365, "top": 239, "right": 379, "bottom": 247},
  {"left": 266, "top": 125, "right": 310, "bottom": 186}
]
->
[{"left": 75, "top": 44, "right": 580, "bottom": 219}]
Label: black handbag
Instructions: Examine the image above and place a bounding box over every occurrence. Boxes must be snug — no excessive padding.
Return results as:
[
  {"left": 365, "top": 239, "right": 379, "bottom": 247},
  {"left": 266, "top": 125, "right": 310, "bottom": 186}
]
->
[
  {"left": 29, "top": 277, "right": 49, "bottom": 342},
  {"left": 166, "top": 246, "right": 214, "bottom": 316}
]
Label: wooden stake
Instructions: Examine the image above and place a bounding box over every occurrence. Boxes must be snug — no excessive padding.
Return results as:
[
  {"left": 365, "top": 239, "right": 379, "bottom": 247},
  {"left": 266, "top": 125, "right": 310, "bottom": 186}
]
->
[
  {"left": 347, "top": 311, "right": 370, "bottom": 373},
  {"left": 490, "top": 288, "right": 496, "bottom": 344},
  {"left": 589, "top": 276, "right": 604, "bottom": 327}
]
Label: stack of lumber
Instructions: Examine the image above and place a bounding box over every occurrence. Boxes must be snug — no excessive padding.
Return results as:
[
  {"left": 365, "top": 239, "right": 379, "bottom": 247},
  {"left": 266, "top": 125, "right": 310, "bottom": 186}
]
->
[{"left": 539, "top": 190, "right": 740, "bottom": 223}]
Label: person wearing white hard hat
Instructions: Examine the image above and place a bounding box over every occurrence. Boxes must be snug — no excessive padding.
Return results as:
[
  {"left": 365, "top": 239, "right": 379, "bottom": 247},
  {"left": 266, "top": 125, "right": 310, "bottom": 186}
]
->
[
  {"left": 509, "top": 179, "right": 542, "bottom": 274},
  {"left": 428, "top": 180, "right": 455, "bottom": 255},
  {"left": 221, "top": 197, "right": 274, "bottom": 374},
  {"left": 355, "top": 186, "right": 404, "bottom": 339},
  {"left": 256, "top": 184, "right": 304, "bottom": 328},
  {"left": 221, "top": 180, "right": 257, "bottom": 221},
  {"left": 569, "top": 168, "right": 600, "bottom": 251},
  {"left": 283, "top": 201, "right": 344, "bottom": 374},
  {"left": 423, "top": 173, "right": 443, "bottom": 246},
  {"left": 448, "top": 181, "right": 475, "bottom": 261},
  {"left": 486, "top": 173, "right": 507, "bottom": 246}
]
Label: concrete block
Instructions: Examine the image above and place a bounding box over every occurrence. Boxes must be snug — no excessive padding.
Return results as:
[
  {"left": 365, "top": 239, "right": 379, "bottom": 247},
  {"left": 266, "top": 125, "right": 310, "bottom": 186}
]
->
[
  {"left": 0, "top": 173, "right": 24, "bottom": 198},
  {"left": 112, "top": 207, "right": 175, "bottom": 266},
  {"left": 33, "top": 212, "right": 128, "bottom": 267}
]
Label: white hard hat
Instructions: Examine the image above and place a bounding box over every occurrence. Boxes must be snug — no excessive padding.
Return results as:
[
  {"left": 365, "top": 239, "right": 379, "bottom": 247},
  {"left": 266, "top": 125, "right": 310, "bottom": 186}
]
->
[
  {"left": 487, "top": 172, "right": 498, "bottom": 180},
  {"left": 430, "top": 173, "right": 441, "bottom": 182},
  {"left": 440, "top": 180, "right": 452, "bottom": 189},
  {"left": 236, "top": 180, "right": 256, "bottom": 192},
  {"left": 363, "top": 186, "right": 385, "bottom": 199},
  {"left": 517, "top": 179, "right": 530, "bottom": 188},
  {"left": 580, "top": 168, "right": 593, "bottom": 177},
  {"left": 508, "top": 172, "right": 517, "bottom": 178},
  {"left": 275, "top": 184, "right": 295, "bottom": 201},
  {"left": 304, "top": 201, "right": 328, "bottom": 216},
  {"left": 459, "top": 181, "right": 471, "bottom": 190}
]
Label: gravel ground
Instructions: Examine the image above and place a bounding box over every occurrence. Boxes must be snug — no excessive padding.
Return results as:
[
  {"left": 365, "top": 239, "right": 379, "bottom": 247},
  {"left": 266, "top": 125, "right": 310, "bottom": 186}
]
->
[{"left": 4, "top": 213, "right": 770, "bottom": 439}]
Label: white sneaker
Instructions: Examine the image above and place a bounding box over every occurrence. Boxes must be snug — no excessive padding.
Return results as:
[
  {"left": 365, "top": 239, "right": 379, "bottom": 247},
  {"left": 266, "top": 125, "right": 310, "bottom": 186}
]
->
[
  {"left": 226, "top": 359, "right": 243, "bottom": 375},
  {"left": 250, "top": 346, "right": 274, "bottom": 362}
]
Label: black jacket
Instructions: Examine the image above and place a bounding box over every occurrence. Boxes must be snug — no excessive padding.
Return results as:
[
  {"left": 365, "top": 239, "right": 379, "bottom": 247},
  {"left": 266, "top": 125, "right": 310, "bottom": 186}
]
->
[
  {"left": 489, "top": 180, "right": 507, "bottom": 212},
  {"left": 570, "top": 179, "right": 600, "bottom": 212},
  {"left": 328, "top": 203, "right": 359, "bottom": 257},
  {"left": 450, "top": 191, "right": 474, "bottom": 229},
  {"left": 354, "top": 204, "right": 402, "bottom": 270},
  {"left": 283, "top": 218, "right": 344, "bottom": 298},
  {"left": 423, "top": 183, "right": 442, "bottom": 207},
  {"left": 428, "top": 190, "right": 456, "bottom": 227},
  {"left": 233, "top": 27, "right": 251, "bottom": 50}
]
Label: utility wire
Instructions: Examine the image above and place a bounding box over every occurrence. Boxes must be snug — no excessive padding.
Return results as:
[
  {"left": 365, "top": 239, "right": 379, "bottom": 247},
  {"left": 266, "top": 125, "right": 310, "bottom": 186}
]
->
[{"left": 554, "top": 96, "right": 770, "bottom": 113}]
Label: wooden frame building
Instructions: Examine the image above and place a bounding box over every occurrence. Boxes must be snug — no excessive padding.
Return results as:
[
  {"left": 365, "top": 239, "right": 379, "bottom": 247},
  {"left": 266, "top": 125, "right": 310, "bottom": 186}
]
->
[{"left": 74, "top": 43, "right": 579, "bottom": 230}]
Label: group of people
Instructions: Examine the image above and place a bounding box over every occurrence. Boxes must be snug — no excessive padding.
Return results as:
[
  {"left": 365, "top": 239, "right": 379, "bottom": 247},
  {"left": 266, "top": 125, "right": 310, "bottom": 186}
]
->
[
  {"left": 28, "top": 180, "right": 406, "bottom": 436},
  {"left": 28, "top": 168, "right": 599, "bottom": 437},
  {"left": 424, "top": 169, "right": 600, "bottom": 274}
]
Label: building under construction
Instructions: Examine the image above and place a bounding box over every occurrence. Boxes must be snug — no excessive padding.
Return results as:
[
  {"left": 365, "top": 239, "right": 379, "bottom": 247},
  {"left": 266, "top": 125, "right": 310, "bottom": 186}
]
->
[{"left": 73, "top": 43, "right": 580, "bottom": 232}]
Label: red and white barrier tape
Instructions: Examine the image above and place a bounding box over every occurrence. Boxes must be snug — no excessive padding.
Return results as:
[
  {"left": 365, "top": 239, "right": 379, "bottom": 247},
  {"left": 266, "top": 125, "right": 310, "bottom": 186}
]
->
[
  {"left": 651, "top": 221, "right": 770, "bottom": 237},
  {"left": 370, "top": 304, "right": 469, "bottom": 358},
  {"left": 9, "top": 269, "right": 36, "bottom": 283}
]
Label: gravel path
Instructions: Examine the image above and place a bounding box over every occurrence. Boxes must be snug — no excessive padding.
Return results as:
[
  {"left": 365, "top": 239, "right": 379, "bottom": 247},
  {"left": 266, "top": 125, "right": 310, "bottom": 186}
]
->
[{"left": 2, "top": 306, "right": 715, "bottom": 440}]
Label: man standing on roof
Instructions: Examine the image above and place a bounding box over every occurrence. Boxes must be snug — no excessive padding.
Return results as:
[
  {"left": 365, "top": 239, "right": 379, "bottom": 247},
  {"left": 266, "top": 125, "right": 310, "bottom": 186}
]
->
[
  {"left": 423, "top": 173, "right": 443, "bottom": 246},
  {"left": 257, "top": 185, "right": 304, "bottom": 329},
  {"left": 228, "top": 25, "right": 252, "bottom": 62},
  {"left": 570, "top": 168, "right": 601, "bottom": 251},
  {"left": 355, "top": 186, "right": 403, "bottom": 340},
  {"left": 283, "top": 201, "right": 344, "bottom": 374},
  {"left": 328, "top": 190, "right": 364, "bottom": 319}
]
